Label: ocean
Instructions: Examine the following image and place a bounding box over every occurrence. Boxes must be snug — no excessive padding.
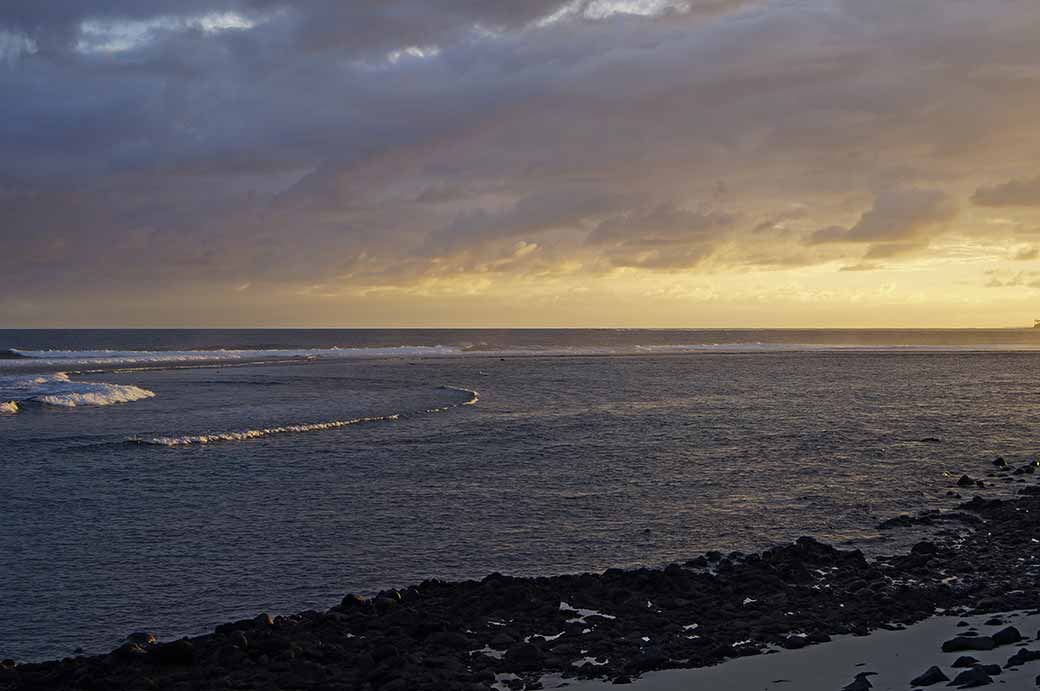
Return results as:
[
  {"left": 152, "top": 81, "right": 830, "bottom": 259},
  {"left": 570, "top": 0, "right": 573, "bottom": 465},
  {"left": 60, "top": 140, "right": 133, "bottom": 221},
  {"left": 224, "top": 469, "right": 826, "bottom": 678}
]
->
[{"left": 3, "top": 328, "right": 1040, "bottom": 662}]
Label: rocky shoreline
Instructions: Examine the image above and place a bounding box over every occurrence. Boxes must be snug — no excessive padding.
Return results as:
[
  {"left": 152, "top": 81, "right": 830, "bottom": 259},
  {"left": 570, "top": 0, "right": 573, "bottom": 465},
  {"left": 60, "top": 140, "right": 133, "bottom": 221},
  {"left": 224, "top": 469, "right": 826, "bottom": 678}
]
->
[{"left": 2, "top": 459, "right": 1039, "bottom": 691}]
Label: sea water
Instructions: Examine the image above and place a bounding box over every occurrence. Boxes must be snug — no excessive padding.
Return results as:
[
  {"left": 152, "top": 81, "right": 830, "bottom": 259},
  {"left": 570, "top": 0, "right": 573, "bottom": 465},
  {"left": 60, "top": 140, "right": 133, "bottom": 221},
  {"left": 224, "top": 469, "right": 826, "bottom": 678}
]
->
[{"left": 3, "top": 329, "right": 1040, "bottom": 661}]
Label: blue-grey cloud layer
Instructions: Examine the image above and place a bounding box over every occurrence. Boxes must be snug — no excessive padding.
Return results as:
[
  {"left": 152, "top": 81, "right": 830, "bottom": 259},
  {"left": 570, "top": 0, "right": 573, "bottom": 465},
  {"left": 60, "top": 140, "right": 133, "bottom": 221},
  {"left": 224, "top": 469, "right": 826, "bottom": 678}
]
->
[{"left": 3, "top": 0, "right": 1040, "bottom": 323}]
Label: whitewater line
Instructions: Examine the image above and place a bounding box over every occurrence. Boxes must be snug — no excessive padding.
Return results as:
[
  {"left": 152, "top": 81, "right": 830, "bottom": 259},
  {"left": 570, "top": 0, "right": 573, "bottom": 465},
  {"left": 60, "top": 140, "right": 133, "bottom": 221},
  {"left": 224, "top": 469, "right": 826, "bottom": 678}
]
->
[
  {"left": 131, "top": 414, "right": 402, "bottom": 446},
  {"left": 130, "top": 385, "right": 479, "bottom": 447},
  {"left": 438, "top": 385, "right": 479, "bottom": 405}
]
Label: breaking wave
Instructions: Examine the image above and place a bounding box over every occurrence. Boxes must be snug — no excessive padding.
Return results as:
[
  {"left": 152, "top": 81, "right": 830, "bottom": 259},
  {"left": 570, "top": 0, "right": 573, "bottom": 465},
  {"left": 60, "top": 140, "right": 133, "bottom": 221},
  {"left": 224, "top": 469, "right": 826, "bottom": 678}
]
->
[
  {"left": 130, "top": 385, "right": 479, "bottom": 447},
  {"left": 0, "top": 346, "right": 462, "bottom": 371},
  {"left": 132, "top": 414, "right": 401, "bottom": 446},
  {"left": 0, "top": 400, "right": 18, "bottom": 414},
  {"left": 438, "top": 385, "right": 479, "bottom": 405},
  {"left": 0, "top": 373, "right": 156, "bottom": 408},
  {"left": 6, "top": 342, "right": 1040, "bottom": 374}
]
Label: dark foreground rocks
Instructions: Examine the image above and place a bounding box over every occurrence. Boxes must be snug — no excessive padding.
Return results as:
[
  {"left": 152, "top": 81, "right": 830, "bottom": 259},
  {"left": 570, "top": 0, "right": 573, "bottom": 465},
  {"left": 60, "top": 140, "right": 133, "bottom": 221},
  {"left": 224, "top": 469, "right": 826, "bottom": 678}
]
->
[
  {"left": 909, "top": 665, "right": 947, "bottom": 686},
  {"left": 2, "top": 492, "right": 1039, "bottom": 690}
]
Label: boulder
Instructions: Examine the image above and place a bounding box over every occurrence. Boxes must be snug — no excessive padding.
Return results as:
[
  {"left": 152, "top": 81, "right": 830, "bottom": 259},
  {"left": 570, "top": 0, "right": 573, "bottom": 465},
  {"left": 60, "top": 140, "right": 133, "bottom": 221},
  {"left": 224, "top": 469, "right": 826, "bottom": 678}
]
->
[
  {"left": 909, "top": 665, "right": 947, "bottom": 686},
  {"left": 340, "top": 593, "right": 368, "bottom": 609},
  {"left": 152, "top": 639, "right": 194, "bottom": 666},
  {"left": 948, "top": 667, "right": 992, "bottom": 687},
  {"left": 992, "top": 626, "right": 1022, "bottom": 646},
  {"left": 840, "top": 672, "right": 875, "bottom": 690},
  {"left": 373, "top": 596, "right": 399, "bottom": 613},
  {"left": 942, "top": 636, "right": 996, "bottom": 652},
  {"left": 911, "top": 541, "right": 938, "bottom": 555},
  {"left": 1007, "top": 648, "right": 1040, "bottom": 667},
  {"left": 112, "top": 642, "right": 148, "bottom": 660},
  {"left": 126, "top": 631, "right": 156, "bottom": 647},
  {"left": 504, "top": 643, "right": 544, "bottom": 670}
]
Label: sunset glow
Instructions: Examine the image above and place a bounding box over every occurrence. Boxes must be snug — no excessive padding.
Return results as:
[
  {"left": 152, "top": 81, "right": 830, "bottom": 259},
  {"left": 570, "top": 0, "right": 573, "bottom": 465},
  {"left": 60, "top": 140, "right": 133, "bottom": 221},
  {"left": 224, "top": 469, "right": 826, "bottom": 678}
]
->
[{"left": 4, "top": 1, "right": 1040, "bottom": 326}]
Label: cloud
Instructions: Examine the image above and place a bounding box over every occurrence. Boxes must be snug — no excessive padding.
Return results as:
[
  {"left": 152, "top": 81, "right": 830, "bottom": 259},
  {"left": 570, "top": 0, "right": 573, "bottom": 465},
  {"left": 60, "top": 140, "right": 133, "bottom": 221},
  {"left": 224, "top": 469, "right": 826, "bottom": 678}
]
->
[
  {"left": 0, "top": 29, "right": 37, "bottom": 63},
  {"left": 984, "top": 270, "right": 1040, "bottom": 289},
  {"left": 3, "top": 0, "right": 1040, "bottom": 323},
  {"left": 753, "top": 205, "right": 808, "bottom": 232},
  {"left": 808, "top": 189, "right": 957, "bottom": 246},
  {"left": 587, "top": 203, "right": 735, "bottom": 268},
  {"left": 973, "top": 176, "right": 1040, "bottom": 207}
]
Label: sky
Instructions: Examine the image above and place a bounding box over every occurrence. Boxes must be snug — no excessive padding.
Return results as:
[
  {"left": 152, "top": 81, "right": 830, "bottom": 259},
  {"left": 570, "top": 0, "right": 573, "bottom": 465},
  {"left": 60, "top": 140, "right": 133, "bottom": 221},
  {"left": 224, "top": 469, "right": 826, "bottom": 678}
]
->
[{"left": 3, "top": 0, "right": 1040, "bottom": 328}]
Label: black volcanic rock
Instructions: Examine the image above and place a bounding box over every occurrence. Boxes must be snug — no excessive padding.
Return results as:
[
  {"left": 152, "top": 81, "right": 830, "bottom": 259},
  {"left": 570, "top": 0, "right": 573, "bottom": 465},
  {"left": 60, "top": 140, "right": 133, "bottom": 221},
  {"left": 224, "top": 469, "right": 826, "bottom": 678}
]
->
[
  {"left": 991, "top": 626, "right": 1022, "bottom": 646},
  {"left": 840, "top": 672, "right": 876, "bottom": 690},
  {"left": 340, "top": 593, "right": 368, "bottom": 609},
  {"left": 911, "top": 541, "right": 938, "bottom": 555},
  {"left": 125, "top": 631, "right": 156, "bottom": 646},
  {"left": 2, "top": 492, "right": 1039, "bottom": 691},
  {"left": 504, "top": 643, "right": 544, "bottom": 670},
  {"left": 151, "top": 639, "right": 194, "bottom": 666},
  {"left": 948, "top": 667, "right": 993, "bottom": 687},
  {"left": 1007, "top": 648, "right": 1040, "bottom": 667},
  {"left": 909, "top": 665, "right": 947, "bottom": 686},
  {"left": 942, "top": 636, "right": 997, "bottom": 652}
]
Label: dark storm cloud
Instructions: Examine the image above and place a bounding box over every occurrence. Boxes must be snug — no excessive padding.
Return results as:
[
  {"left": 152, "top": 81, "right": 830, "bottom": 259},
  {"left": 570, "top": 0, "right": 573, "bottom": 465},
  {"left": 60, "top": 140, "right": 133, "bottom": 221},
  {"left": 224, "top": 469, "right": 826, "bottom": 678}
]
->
[
  {"left": 808, "top": 189, "right": 956, "bottom": 246},
  {"left": 426, "top": 186, "right": 636, "bottom": 257},
  {"left": 3, "top": 0, "right": 1040, "bottom": 322},
  {"left": 588, "top": 203, "right": 736, "bottom": 268},
  {"left": 973, "top": 176, "right": 1040, "bottom": 207}
]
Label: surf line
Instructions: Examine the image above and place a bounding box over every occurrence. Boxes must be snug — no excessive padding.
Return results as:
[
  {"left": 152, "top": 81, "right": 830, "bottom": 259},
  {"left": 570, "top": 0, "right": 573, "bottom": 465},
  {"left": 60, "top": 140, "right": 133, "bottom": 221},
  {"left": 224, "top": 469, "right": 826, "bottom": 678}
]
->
[{"left": 129, "top": 385, "right": 479, "bottom": 447}]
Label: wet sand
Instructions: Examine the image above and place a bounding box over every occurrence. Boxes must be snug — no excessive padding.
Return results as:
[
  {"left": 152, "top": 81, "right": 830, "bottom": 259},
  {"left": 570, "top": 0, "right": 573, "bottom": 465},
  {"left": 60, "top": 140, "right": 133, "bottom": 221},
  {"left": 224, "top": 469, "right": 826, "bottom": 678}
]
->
[{"left": 553, "top": 610, "right": 1040, "bottom": 690}]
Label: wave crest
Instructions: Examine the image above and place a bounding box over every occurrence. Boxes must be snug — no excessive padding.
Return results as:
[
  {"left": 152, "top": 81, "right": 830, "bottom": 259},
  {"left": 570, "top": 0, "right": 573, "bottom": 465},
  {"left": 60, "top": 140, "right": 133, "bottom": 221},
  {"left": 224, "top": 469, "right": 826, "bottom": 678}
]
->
[
  {"left": 0, "top": 372, "right": 156, "bottom": 408},
  {"left": 0, "top": 346, "right": 462, "bottom": 370},
  {"left": 132, "top": 414, "right": 400, "bottom": 446},
  {"left": 0, "top": 401, "right": 18, "bottom": 414},
  {"left": 132, "top": 385, "right": 479, "bottom": 447},
  {"left": 438, "top": 385, "right": 479, "bottom": 405}
]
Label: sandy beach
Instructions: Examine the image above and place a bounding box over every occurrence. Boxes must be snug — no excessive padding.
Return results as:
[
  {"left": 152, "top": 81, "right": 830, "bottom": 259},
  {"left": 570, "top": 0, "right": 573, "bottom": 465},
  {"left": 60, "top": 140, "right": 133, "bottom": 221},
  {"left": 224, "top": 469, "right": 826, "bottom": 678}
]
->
[{"left": 555, "top": 610, "right": 1040, "bottom": 690}]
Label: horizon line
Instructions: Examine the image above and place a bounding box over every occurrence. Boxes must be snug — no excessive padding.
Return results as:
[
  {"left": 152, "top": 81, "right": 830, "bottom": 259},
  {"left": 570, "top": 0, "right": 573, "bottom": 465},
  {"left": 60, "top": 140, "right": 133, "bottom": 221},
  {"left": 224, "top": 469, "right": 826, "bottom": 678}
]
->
[{"left": 1, "top": 326, "right": 1037, "bottom": 331}]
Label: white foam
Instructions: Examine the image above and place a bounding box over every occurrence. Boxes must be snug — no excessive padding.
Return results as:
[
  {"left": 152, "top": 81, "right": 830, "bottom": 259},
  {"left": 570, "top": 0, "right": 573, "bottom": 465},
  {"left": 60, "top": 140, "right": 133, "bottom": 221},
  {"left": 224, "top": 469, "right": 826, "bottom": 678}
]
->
[
  {"left": 631, "top": 343, "right": 1040, "bottom": 353},
  {"left": 134, "top": 414, "right": 400, "bottom": 446},
  {"left": 0, "top": 372, "right": 155, "bottom": 408},
  {"left": 439, "top": 385, "right": 480, "bottom": 405},
  {"left": 0, "top": 346, "right": 462, "bottom": 370},
  {"left": 7, "top": 342, "right": 1040, "bottom": 373},
  {"left": 0, "top": 400, "right": 18, "bottom": 414},
  {"left": 133, "top": 385, "right": 479, "bottom": 447}
]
